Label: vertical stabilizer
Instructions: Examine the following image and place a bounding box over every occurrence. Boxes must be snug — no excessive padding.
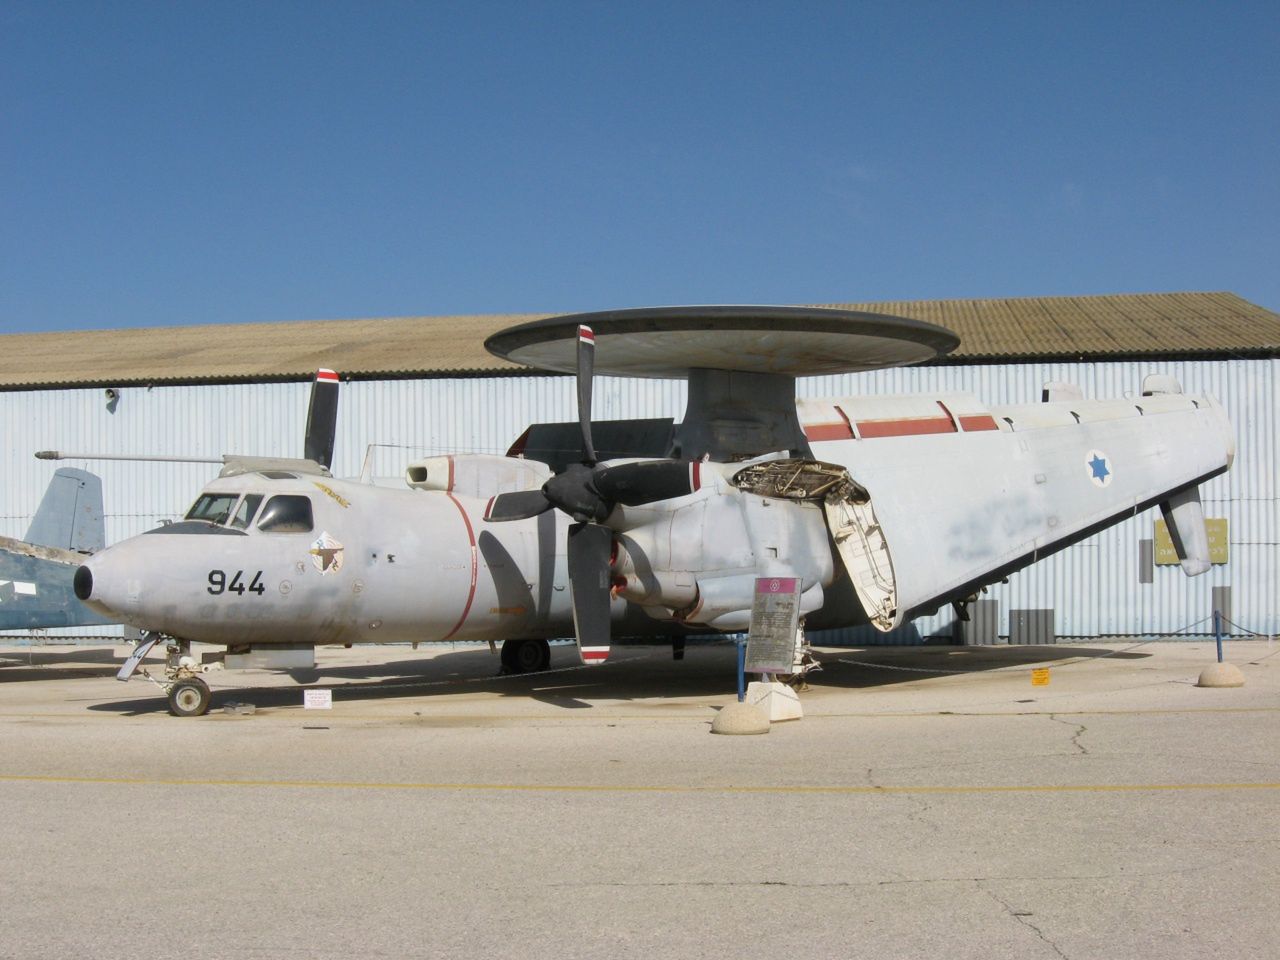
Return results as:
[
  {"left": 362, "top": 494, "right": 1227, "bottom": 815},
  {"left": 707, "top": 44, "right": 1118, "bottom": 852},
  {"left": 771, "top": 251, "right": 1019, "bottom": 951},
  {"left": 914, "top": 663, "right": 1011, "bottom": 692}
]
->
[{"left": 24, "top": 468, "right": 105, "bottom": 554}]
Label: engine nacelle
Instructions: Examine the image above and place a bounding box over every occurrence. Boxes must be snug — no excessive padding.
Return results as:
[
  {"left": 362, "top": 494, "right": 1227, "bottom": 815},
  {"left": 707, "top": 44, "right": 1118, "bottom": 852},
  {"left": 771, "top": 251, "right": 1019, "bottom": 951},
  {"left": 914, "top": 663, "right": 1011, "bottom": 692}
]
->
[
  {"left": 610, "top": 540, "right": 698, "bottom": 609},
  {"left": 679, "top": 576, "right": 826, "bottom": 631},
  {"left": 608, "top": 476, "right": 835, "bottom": 629},
  {"left": 406, "top": 455, "right": 551, "bottom": 498}
]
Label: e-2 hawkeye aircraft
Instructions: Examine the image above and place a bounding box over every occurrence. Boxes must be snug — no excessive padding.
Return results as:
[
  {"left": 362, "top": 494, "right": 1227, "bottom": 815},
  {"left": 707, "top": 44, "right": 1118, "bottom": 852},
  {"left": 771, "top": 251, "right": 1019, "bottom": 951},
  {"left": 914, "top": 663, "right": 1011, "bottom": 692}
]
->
[{"left": 70, "top": 307, "right": 1234, "bottom": 716}]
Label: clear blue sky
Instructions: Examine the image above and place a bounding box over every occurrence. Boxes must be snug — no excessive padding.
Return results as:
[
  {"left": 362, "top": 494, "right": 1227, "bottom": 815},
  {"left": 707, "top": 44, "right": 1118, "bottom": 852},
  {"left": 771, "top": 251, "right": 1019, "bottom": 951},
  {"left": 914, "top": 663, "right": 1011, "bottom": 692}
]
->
[{"left": 3, "top": 1, "right": 1277, "bottom": 333}]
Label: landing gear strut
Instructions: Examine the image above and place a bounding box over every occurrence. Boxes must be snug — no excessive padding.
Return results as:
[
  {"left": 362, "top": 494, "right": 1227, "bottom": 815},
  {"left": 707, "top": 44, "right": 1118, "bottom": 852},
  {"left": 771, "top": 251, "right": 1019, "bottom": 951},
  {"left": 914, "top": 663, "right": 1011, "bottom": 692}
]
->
[
  {"left": 500, "top": 638, "right": 551, "bottom": 674},
  {"left": 117, "top": 632, "right": 216, "bottom": 717}
]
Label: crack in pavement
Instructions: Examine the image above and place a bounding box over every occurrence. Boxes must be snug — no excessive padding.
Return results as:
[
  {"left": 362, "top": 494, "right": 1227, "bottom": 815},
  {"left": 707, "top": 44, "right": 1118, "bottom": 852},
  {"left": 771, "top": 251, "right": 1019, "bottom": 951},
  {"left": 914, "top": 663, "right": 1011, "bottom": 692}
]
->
[
  {"left": 982, "top": 885, "right": 1071, "bottom": 959},
  {"left": 1049, "top": 714, "right": 1089, "bottom": 755},
  {"left": 864, "top": 764, "right": 943, "bottom": 836}
]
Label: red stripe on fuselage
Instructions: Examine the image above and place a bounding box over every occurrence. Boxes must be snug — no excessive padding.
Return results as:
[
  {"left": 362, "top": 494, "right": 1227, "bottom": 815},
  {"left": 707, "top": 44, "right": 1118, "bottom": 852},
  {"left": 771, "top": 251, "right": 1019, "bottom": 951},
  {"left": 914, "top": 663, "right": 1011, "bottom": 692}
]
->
[{"left": 441, "top": 494, "right": 479, "bottom": 641}]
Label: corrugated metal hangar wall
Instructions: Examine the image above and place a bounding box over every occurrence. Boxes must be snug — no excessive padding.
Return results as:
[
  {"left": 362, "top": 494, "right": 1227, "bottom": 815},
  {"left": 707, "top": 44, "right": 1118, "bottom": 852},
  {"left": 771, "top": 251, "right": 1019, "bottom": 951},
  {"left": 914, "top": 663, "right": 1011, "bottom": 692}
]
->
[{"left": 2, "top": 358, "right": 1275, "bottom": 642}]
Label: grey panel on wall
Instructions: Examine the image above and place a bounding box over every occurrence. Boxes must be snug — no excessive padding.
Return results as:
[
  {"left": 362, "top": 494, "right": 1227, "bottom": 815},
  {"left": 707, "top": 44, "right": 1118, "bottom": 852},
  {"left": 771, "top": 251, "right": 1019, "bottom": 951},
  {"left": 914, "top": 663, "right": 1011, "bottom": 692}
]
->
[
  {"left": 1010, "top": 609, "right": 1055, "bottom": 645},
  {"left": 1211, "top": 586, "right": 1232, "bottom": 627},
  {"left": 1138, "top": 539, "right": 1154, "bottom": 584}
]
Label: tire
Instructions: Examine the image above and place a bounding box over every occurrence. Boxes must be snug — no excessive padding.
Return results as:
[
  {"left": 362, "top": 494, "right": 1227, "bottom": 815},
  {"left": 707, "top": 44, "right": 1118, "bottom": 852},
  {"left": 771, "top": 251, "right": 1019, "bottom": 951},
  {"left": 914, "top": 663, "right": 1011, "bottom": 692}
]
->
[
  {"left": 168, "top": 677, "right": 212, "bottom": 717},
  {"left": 502, "top": 638, "right": 551, "bottom": 674}
]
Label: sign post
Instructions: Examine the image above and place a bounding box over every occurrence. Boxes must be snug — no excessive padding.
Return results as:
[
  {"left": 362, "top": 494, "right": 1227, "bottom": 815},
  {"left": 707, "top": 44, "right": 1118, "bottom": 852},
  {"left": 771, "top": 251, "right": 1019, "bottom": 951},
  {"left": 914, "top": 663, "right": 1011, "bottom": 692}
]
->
[
  {"left": 743, "top": 577, "right": 805, "bottom": 721},
  {"left": 745, "top": 577, "right": 801, "bottom": 675}
]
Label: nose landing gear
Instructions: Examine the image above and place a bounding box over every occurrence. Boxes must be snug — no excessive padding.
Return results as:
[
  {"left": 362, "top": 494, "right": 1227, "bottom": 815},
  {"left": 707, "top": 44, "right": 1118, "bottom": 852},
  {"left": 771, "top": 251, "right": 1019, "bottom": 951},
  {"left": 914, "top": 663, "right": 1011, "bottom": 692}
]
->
[{"left": 117, "top": 632, "right": 216, "bottom": 717}]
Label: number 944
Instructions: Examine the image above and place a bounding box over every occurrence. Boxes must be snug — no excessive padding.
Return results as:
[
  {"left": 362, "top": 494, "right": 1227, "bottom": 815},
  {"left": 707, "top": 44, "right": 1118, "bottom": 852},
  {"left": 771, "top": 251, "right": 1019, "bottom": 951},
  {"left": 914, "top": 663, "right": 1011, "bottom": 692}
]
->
[{"left": 207, "top": 570, "right": 266, "bottom": 596}]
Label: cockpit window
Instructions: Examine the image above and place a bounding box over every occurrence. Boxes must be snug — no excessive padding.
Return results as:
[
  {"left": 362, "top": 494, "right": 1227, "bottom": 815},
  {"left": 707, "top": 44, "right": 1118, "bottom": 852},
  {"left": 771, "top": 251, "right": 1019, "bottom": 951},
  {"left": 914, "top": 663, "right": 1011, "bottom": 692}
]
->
[
  {"left": 229, "top": 494, "right": 264, "bottom": 530},
  {"left": 257, "top": 495, "right": 314, "bottom": 533},
  {"left": 186, "top": 494, "right": 239, "bottom": 526}
]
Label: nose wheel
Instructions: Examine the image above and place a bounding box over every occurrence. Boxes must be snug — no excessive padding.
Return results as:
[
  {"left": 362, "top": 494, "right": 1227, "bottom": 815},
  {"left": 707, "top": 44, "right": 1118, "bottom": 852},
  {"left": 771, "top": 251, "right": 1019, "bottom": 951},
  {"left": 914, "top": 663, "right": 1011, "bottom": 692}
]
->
[
  {"left": 118, "top": 634, "right": 216, "bottom": 717},
  {"left": 168, "top": 677, "right": 212, "bottom": 717}
]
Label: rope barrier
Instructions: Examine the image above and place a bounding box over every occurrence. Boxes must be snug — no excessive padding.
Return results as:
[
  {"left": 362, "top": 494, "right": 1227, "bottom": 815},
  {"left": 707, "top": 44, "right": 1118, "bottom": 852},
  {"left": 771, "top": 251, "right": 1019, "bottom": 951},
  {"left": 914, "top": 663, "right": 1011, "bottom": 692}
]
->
[{"left": 1219, "top": 615, "right": 1278, "bottom": 642}]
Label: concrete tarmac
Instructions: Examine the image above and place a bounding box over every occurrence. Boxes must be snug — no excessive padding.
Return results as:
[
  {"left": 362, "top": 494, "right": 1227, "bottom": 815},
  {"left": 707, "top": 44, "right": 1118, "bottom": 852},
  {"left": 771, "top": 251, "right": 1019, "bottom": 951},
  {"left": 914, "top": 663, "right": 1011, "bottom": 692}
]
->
[{"left": 1, "top": 639, "right": 1277, "bottom": 960}]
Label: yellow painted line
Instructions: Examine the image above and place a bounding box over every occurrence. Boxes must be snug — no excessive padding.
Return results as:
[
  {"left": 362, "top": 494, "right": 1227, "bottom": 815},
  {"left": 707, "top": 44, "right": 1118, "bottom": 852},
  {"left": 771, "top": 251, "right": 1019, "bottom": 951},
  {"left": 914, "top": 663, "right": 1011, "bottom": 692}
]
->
[{"left": 1, "top": 774, "right": 1278, "bottom": 795}]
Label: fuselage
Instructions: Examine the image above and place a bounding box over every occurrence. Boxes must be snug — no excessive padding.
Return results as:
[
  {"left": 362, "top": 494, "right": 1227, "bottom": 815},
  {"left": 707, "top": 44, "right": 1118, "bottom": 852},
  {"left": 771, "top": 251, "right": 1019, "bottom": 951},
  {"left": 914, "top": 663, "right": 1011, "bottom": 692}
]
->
[
  {"left": 76, "top": 473, "right": 599, "bottom": 646},
  {"left": 76, "top": 385, "right": 1235, "bottom": 649}
]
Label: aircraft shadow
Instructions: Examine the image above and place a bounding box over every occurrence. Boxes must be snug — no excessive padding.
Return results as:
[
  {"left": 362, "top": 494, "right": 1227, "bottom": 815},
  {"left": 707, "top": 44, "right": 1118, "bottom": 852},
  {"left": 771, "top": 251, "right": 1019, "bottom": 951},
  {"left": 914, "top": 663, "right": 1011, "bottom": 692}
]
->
[
  {"left": 84, "top": 642, "right": 1150, "bottom": 716},
  {"left": 0, "top": 646, "right": 120, "bottom": 681}
]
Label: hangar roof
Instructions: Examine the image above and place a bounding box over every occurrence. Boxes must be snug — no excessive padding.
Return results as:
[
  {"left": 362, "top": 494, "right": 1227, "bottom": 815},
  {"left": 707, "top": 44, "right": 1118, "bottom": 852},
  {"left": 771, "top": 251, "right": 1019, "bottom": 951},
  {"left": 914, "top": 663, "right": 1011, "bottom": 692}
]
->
[{"left": 1, "top": 291, "right": 1277, "bottom": 389}]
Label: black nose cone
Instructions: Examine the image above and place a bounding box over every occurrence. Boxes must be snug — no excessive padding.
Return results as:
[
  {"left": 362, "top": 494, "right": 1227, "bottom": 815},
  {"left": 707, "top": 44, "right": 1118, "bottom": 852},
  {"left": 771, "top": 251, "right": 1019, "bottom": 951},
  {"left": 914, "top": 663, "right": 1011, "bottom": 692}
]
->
[{"left": 73, "top": 565, "right": 93, "bottom": 601}]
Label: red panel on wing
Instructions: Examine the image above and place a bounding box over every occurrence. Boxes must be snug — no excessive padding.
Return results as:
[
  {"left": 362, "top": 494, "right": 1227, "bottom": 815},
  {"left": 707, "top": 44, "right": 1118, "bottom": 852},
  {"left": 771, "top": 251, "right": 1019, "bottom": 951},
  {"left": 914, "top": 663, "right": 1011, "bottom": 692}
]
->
[
  {"left": 959, "top": 414, "right": 999, "bottom": 432},
  {"left": 855, "top": 417, "right": 957, "bottom": 438},
  {"left": 804, "top": 422, "right": 855, "bottom": 441}
]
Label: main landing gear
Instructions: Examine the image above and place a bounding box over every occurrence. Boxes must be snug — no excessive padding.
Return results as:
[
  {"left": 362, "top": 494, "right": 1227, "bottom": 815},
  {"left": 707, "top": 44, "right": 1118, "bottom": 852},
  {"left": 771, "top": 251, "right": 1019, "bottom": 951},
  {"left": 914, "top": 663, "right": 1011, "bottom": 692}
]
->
[
  {"left": 499, "top": 638, "right": 551, "bottom": 674},
  {"left": 117, "top": 632, "right": 215, "bottom": 717}
]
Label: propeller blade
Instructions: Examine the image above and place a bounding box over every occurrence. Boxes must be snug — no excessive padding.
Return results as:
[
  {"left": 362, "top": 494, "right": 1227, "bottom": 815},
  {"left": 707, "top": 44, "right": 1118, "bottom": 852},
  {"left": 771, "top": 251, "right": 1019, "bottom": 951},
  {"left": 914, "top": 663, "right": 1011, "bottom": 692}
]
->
[
  {"left": 567, "top": 521, "right": 613, "bottom": 665},
  {"left": 594, "top": 460, "right": 701, "bottom": 506},
  {"left": 303, "top": 369, "right": 340, "bottom": 470},
  {"left": 484, "top": 490, "right": 553, "bottom": 522},
  {"left": 576, "top": 325, "right": 597, "bottom": 465}
]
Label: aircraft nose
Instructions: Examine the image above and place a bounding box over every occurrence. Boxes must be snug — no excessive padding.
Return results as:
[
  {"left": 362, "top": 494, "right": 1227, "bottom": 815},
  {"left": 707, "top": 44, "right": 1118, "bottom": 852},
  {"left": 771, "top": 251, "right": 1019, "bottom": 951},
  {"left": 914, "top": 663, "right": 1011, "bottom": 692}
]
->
[
  {"left": 73, "top": 565, "right": 93, "bottom": 601},
  {"left": 73, "top": 551, "right": 127, "bottom": 618}
]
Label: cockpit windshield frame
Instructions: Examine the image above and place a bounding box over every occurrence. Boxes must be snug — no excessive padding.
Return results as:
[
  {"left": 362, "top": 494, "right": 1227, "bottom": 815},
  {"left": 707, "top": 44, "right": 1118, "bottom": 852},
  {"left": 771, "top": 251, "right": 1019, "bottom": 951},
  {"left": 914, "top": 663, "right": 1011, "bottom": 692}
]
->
[{"left": 185, "top": 493, "right": 241, "bottom": 526}]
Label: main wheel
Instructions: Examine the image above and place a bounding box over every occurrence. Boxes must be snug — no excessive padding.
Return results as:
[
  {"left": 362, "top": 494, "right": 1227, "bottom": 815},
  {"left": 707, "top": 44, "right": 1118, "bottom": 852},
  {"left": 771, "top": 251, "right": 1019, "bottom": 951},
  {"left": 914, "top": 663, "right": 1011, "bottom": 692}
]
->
[
  {"left": 501, "top": 638, "right": 551, "bottom": 674},
  {"left": 168, "top": 677, "right": 211, "bottom": 717}
]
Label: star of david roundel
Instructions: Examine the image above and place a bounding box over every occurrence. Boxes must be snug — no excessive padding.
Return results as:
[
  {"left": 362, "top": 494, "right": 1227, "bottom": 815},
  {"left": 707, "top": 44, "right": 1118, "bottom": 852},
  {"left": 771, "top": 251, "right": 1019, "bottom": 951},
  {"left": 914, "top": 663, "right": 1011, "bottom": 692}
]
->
[{"left": 1085, "top": 450, "right": 1113, "bottom": 488}]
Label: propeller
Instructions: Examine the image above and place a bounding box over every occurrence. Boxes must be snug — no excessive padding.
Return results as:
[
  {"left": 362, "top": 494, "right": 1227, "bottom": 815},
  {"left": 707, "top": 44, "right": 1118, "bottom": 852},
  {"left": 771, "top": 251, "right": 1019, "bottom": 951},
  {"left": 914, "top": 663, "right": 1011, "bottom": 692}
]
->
[
  {"left": 485, "top": 325, "right": 701, "bottom": 665},
  {"left": 303, "top": 369, "right": 340, "bottom": 471}
]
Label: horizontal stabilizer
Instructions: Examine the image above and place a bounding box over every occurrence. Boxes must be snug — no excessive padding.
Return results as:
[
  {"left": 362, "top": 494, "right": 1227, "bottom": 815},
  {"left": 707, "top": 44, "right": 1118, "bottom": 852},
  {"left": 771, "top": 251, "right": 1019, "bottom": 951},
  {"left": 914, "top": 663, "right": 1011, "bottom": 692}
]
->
[
  {"left": 1160, "top": 486, "right": 1211, "bottom": 577},
  {"left": 0, "top": 536, "right": 115, "bottom": 630}
]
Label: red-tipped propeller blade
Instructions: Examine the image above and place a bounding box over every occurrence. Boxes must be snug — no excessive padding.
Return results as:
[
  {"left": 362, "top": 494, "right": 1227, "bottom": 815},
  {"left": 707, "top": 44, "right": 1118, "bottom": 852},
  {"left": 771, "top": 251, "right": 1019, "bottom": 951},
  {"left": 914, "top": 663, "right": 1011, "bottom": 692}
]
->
[{"left": 567, "top": 521, "right": 613, "bottom": 665}]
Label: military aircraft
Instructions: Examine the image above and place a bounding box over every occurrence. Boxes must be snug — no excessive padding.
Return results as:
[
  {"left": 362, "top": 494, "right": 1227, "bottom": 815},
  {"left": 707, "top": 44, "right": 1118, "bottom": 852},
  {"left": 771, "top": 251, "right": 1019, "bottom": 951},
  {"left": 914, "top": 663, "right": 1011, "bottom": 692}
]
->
[
  {"left": 70, "top": 307, "right": 1234, "bottom": 716},
  {"left": 0, "top": 467, "right": 114, "bottom": 632}
]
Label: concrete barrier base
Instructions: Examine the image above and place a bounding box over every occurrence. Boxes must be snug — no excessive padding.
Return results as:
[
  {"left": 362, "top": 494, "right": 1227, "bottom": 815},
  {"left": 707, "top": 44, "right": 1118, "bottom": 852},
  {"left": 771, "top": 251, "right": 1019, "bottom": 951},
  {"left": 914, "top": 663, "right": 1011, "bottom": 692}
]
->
[
  {"left": 710, "top": 702, "right": 770, "bottom": 735},
  {"left": 1197, "top": 662, "right": 1245, "bottom": 688}
]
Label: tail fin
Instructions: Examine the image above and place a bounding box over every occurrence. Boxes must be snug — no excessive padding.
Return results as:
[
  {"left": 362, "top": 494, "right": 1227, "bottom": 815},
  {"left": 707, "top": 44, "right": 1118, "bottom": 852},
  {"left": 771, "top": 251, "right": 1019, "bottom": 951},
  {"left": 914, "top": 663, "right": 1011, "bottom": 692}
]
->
[{"left": 25, "top": 468, "right": 105, "bottom": 554}]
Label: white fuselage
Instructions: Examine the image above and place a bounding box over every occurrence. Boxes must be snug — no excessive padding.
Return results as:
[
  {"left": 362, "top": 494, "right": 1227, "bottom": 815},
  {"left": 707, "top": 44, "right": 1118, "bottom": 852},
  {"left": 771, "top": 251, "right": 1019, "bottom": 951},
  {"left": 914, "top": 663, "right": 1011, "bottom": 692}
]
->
[{"left": 78, "top": 385, "right": 1234, "bottom": 649}]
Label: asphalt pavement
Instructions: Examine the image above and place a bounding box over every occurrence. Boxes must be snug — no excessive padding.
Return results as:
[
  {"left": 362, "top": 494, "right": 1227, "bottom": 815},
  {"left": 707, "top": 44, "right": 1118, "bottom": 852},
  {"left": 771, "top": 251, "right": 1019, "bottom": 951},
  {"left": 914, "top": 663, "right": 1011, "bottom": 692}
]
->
[{"left": 1, "top": 638, "right": 1277, "bottom": 960}]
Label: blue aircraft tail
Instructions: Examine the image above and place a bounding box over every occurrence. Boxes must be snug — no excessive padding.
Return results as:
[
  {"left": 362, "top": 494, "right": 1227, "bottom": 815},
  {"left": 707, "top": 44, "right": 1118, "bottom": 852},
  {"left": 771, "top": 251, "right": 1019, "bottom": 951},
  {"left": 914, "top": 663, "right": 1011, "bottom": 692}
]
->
[
  {"left": 24, "top": 468, "right": 105, "bottom": 553},
  {"left": 0, "top": 469, "right": 113, "bottom": 631}
]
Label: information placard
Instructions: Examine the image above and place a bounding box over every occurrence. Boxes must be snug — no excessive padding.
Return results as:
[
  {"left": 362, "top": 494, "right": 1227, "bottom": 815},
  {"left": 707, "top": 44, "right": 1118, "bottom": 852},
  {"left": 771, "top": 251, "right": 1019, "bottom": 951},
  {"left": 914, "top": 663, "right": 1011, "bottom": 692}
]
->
[
  {"left": 744, "top": 577, "right": 801, "bottom": 674},
  {"left": 1154, "top": 518, "right": 1228, "bottom": 565},
  {"left": 303, "top": 688, "right": 333, "bottom": 710}
]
